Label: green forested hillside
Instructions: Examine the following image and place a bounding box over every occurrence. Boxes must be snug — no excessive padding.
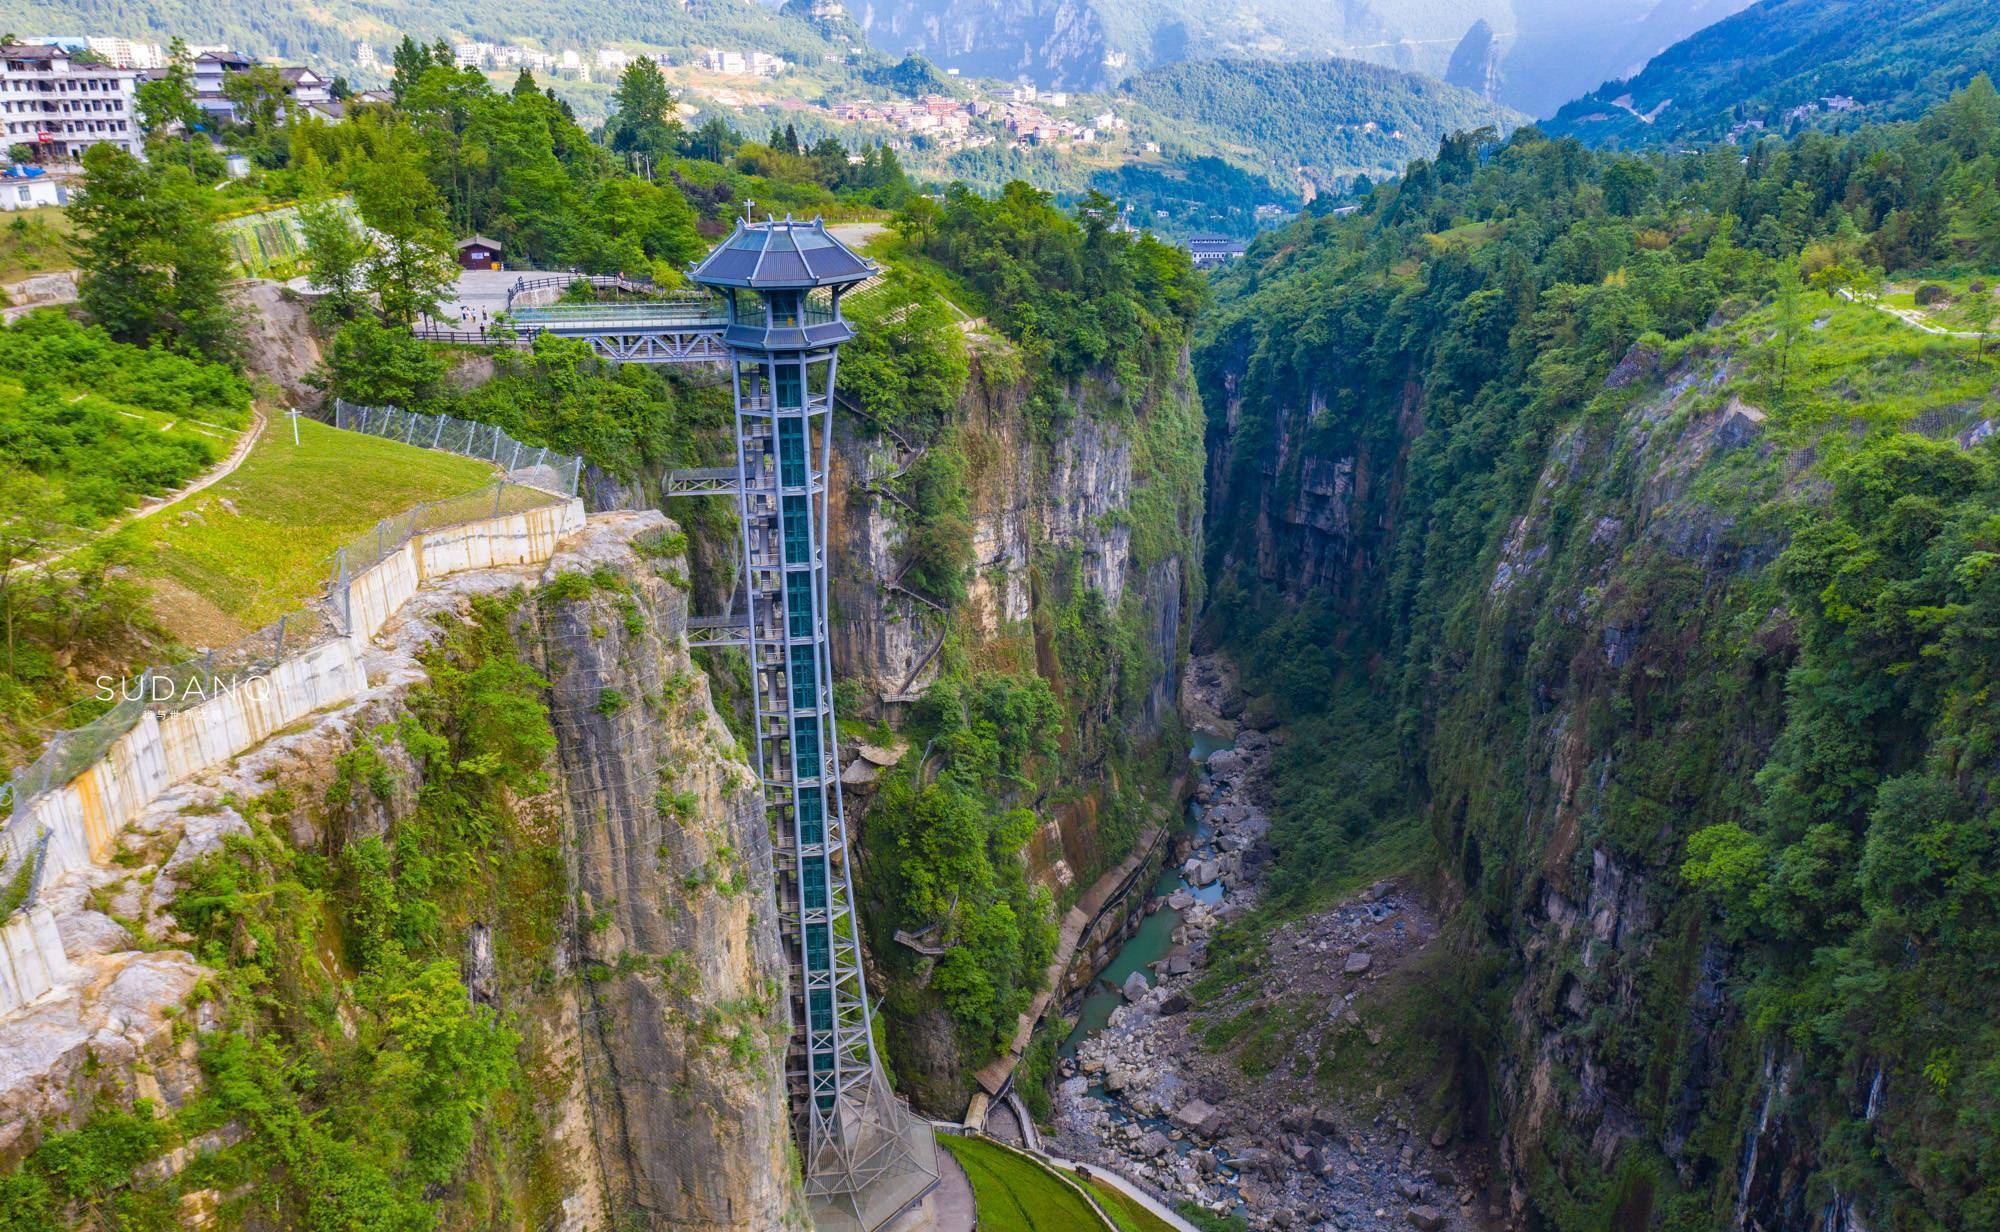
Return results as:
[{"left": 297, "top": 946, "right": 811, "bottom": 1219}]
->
[
  {"left": 1119, "top": 58, "right": 1524, "bottom": 198},
  {"left": 0, "top": 0, "right": 851, "bottom": 72},
  {"left": 1200, "top": 77, "right": 2000, "bottom": 1229},
  {"left": 1546, "top": 0, "right": 2000, "bottom": 146}
]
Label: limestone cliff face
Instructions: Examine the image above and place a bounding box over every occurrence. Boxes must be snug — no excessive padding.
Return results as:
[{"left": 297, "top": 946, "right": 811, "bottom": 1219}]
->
[
  {"left": 831, "top": 349, "right": 1201, "bottom": 892},
  {"left": 0, "top": 513, "right": 802, "bottom": 1230},
  {"left": 1201, "top": 337, "right": 1930, "bottom": 1228},
  {"left": 1200, "top": 349, "right": 1419, "bottom": 621},
  {"left": 826, "top": 346, "right": 1202, "bottom": 1113},
  {"left": 526, "top": 513, "right": 805, "bottom": 1232}
]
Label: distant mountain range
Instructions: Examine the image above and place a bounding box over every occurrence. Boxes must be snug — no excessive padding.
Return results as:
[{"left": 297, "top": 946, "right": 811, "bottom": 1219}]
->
[
  {"left": 1118, "top": 58, "right": 1523, "bottom": 199},
  {"left": 0, "top": 0, "right": 846, "bottom": 74},
  {"left": 844, "top": 0, "right": 1757, "bottom": 117},
  {"left": 1545, "top": 0, "right": 2000, "bottom": 145}
]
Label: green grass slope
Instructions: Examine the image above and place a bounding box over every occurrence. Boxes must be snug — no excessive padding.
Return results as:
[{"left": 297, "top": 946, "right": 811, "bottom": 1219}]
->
[
  {"left": 939, "top": 1134, "right": 1113, "bottom": 1231},
  {"left": 127, "top": 415, "right": 504, "bottom": 645}
]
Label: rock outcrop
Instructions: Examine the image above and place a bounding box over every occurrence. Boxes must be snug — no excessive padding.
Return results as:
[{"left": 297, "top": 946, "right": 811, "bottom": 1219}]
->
[{"left": 0, "top": 512, "right": 803, "bottom": 1228}]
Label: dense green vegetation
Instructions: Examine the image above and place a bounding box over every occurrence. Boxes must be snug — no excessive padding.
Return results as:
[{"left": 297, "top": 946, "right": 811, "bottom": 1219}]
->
[
  {"left": 1119, "top": 58, "right": 1522, "bottom": 198},
  {"left": 865, "top": 674, "right": 1063, "bottom": 1050},
  {"left": 1548, "top": 0, "right": 2000, "bottom": 148},
  {"left": 1199, "top": 76, "right": 2000, "bottom": 1230},
  {"left": 3, "top": 596, "right": 565, "bottom": 1230},
  {"left": 0, "top": 314, "right": 253, "bottom": 768},
  {"left": 900, "top": 183, "right": 1202, "bottom": 424}
]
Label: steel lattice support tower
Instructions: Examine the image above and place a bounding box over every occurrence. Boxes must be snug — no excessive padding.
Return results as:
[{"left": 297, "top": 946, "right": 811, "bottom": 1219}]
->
[{"left": 685, "top": 219, "right": 939, "bottom": 1232}]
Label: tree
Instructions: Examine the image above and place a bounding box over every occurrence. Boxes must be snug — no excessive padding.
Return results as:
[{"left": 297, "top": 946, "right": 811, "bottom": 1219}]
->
[
  {"left": 136, "top": 38, "right": 203, "bottom": 174},
  {"left": 315, "top": 316, "right": 447, "bottom": 406},
  {"left": 683, "top": 116, "right": 740, "bottom": 164},
  {"left": 1951, "top": 281, "right": 1999, "bottom": 360},
  {"left": 606, "top": 57, "right": 680, "bottom": 168},
  {"left": 297, "top": 182, "right": 374, "bottom": 322},
  {"left": 390, "top": 37, "right": 433, "bottom": 103},
  {"left": 1770, "top": 256, "right": 1804, "bottom": 395},
  {"left": 69, "top": 145, "right": 237, "bottom": 360},
  {"left": 894, "top": 195, "right": 942, "bottom": 252},
  {"left": 221, "top": 64, "right": 286, "bottom": 145},
  {"left": 352, "top": 127, "right": 458, "bottom": 328}
]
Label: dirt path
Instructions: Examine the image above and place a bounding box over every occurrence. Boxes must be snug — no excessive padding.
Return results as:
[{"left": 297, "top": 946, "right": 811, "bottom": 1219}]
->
[
  {"left": 21, "top": 410, "right": 266, "bottom": 576},
  {"left": 1839, "top": 286, "right": 1993, "bottom": 340}
]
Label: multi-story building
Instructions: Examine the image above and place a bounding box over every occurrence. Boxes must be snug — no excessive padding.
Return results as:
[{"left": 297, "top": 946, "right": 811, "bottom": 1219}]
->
[
  {"left": 191, "top": 49, "right": 254, "bottom": 123},
  {"left": 0, "top": 44, "right": 140, "bottom": 162},
  {"left": 186, "top": 52, "right": 334, "bottom": 125}
]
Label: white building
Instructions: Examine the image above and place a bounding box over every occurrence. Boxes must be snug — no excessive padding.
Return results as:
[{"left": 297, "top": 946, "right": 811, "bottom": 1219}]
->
[
  {"left": 596, "top": 48, "right": 632, "bottom": 75},
  {"left": 85, "top": 37, "right": 167, "bottom": 70},
  {"left": 0, "top": 165, "right": 66, "bottom": 207},
  {"left": 700, "top": 48, "right": 786, "bottom": 77},
  {"left": 190, "top": 48, "right": 255, "bottom": 121},
  {"left": 0, "top": 44, "right": 140, "bottom": 161}
]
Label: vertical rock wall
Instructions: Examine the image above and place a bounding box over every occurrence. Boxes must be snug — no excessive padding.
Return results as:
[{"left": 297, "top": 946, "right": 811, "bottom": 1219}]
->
[{"left": 526, "top": 512, "right": 806, "bottom": 1231}]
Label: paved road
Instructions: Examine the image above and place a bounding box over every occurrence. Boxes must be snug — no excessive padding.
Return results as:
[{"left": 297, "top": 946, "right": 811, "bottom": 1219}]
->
[
  {"left": 429, "top": 268, "right": 537, "bottom": 331},
  {"left": 933, "top": 1146, "right": 977, "bottom": 1232}
]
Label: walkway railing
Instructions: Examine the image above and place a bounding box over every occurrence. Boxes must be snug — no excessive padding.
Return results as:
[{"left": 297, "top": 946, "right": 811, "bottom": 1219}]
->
[{"left": 503, "top": 272, "right": 660, "bottom": 313}]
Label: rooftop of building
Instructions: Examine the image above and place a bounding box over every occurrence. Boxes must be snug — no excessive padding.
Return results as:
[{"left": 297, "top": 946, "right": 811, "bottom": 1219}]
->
[{"left": 691, "top": 217, "right": 876, "bottom": 290}]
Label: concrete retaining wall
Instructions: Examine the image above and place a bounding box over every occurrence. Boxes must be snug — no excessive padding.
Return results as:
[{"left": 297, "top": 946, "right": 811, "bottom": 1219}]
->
[
  {"left": 348, "top": 499, "right": 582, "bottom": 642},
  {"left": 0, "top": 497, "right": 585, "bottom": 1015},
  {"left": 0, "top": 906, "right": 77, "bottom": 1017}
]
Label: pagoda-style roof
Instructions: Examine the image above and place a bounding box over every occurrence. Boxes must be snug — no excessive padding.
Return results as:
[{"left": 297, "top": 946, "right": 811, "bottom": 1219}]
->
[{"left": 691, "top": 217, "right": 876, "bottom": 290}]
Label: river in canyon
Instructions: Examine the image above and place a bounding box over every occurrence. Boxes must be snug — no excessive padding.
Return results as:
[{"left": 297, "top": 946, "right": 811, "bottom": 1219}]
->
[{"left": 1047, "top": 655, "right": 1495, "bottom": 1232}]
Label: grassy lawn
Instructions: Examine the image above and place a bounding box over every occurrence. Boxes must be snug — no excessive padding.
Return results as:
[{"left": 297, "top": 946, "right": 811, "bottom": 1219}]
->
[
  {"left": 127, "top": 416, "right": 503, "bottom": 645},
  {"left": 939, "top": 1134, "right": 1112, "bottom": 1232},
  {"left": 1082, "top": 1176, "right": 1179, "bottom": 1232},
  {"left": 0, "top": 208, "right": 74, "bottom": 281}
]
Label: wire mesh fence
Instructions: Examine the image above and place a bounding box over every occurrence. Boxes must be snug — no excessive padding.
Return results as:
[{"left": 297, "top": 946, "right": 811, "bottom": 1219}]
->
[
  {"left": 335, "top": 480, "right": 557, "bottom": 578},
  {"left": 333, "top": 399, "right": 584, "bottom": 496},
  {"left": 2, "top": 473, "right": 566, "bottom": 914}
]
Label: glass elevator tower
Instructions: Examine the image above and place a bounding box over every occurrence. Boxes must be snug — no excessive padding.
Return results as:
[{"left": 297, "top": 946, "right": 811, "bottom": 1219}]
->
[{"left": 686, "top": 219, "right": 939, "bottom": 1232}]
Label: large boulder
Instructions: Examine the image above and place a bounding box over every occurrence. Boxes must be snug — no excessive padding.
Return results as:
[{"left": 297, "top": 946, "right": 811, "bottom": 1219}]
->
[{"left": 1171, "top": 1098, "right": 1228, "bottom": 1138}]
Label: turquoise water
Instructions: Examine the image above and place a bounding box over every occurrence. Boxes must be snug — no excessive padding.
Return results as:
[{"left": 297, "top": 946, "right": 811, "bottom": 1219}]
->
[
  {"left": 1190, "top": 728, "right": 1235, "bottom": 762},
  {"left": 1060, "top": 727, "right": 1236, "bottom": 1055}
]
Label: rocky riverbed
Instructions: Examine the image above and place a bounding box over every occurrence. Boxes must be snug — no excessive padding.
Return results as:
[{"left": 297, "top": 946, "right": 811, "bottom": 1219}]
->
[{"left": 1050, "top": 655, "right": 1499, "bottom": 1232}]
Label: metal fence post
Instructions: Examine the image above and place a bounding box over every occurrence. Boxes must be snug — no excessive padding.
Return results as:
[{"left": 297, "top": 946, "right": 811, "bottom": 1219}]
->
[
  {"left": 508, "top": 441, "right": 522, "bottom": 472},
  {"left": 432, "top": 414, "right": 445, "bottom": 448}
]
